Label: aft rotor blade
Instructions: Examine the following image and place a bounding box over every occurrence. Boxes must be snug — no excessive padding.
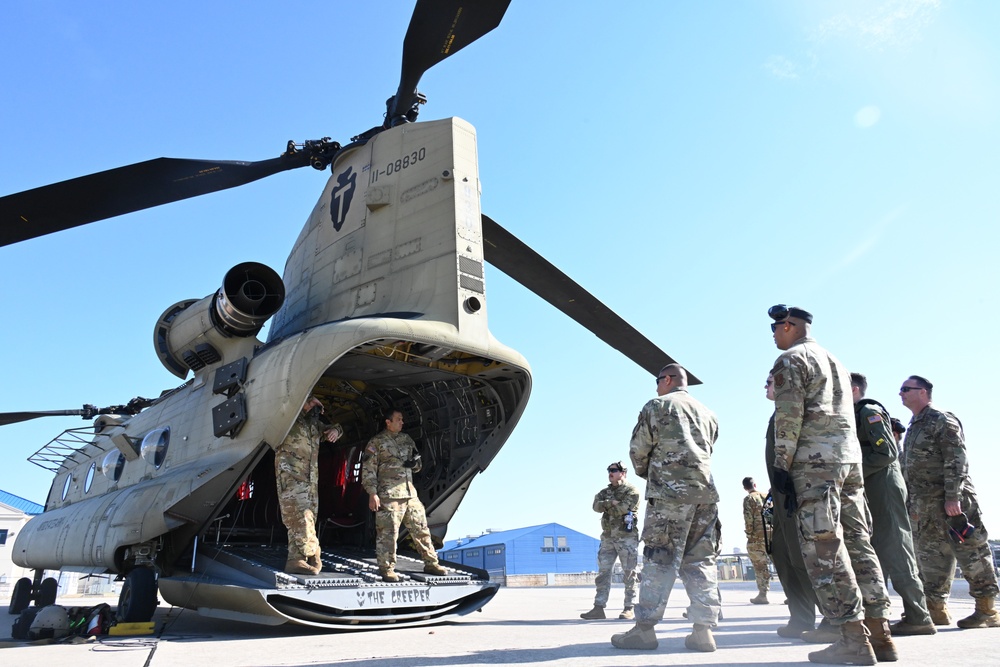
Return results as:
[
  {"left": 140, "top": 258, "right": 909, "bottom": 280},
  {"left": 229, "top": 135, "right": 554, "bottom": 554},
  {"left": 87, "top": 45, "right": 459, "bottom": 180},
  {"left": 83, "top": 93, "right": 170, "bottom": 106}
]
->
[
  {"left": 390, "top": 0, "right": 511, "bottom": 120},
  {"left": 481, "top": 214, "right": 701, "bottom": 384},
  {"left": 0, "top": 410, "right": 89, "bottom": 426},
  {"left": 0, "top": 153, "right": 313, "bottom": 247}
]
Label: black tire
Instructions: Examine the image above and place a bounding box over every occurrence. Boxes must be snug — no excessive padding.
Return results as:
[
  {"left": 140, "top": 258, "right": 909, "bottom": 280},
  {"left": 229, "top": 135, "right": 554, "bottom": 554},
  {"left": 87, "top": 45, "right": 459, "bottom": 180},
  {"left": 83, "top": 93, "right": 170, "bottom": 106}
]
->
[
  {"left": 117, "top": 568, "right": 158, "bottom": 622},
  {"left": 36, "top": 577, "right": 58, "bottom": 607},
  {"left": 8, "top": 577, "right": 32, "bottom": 614}
]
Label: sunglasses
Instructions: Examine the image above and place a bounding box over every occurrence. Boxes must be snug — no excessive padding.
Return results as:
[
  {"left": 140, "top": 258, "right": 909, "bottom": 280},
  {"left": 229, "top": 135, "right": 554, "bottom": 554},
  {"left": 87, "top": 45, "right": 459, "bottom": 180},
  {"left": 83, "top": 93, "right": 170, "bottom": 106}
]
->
[
  {"left": 607, "top": 469, "right": 623, "bottom": 474},
  {"left": 900, "top": 386, "right": 924, "bottom": 393}
]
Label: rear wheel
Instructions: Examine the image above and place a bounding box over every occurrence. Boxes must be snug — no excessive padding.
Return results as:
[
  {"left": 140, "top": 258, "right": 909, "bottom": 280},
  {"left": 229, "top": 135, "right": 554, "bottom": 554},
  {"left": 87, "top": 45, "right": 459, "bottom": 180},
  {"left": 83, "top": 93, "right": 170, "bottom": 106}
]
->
[
  {"left": 37, "top": 577, "right": 58, "bottom": 607},
  {"left": 117, "top": 568, "right": 158, "bottom": 622},
  {"left": 8, "top": 577, "right": 31, "bottom": 614}
]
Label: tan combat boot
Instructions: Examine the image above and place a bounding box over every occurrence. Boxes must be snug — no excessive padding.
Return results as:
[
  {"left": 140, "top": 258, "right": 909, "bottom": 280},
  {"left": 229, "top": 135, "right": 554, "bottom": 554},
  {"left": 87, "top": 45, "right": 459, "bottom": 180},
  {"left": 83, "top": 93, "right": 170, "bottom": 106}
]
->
[
  {"left": 807, "top": 620, "right": 876, "bottom": 665},
  {"left": 750, "top": 592, "right": 769, "bottom": 604},
  {"left": 285, "top": 559, "right": 316, "bottom": 576},
  {"left": 956, "top": 597, "right": 1000, "bottom": 629},
  {"left": 306, "top": 553, "right": 323, "bottom": 574},
  {"left": 863, "top": 617, "right": 898, "bottom": 662},
  {"left": 611, "top": 622, "right": 658, "bottom": 649},
  {"left": 423, "top": 562, "right": 447, "bottom": 575},
  {"left": 380, "top": 568, "right": 400, "bottom": 582},
  {"left": 927, "top": 599, "right": 952, "bottom": 626},
  {"left": 801, "top": 618, "right": 841, "bottom": 643},
  {"left": 580, "top": 605, "right": 606, "bottom": 620},
  {"left": 684, "top": 623, "right": 716, "bottom": 652},
  {"left": 618, "top": 606, "right": 634, "bottom": 620}
]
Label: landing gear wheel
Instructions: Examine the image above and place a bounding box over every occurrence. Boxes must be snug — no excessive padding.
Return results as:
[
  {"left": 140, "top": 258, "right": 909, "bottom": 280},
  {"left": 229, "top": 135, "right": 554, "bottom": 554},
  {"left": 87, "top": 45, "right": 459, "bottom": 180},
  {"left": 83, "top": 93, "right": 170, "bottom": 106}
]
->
[
  {"left": 8, "top": 577, "right": 31, "bottom": 614},
  {"left": 37, "top": 577, "right": 58, "bottom": 607},
  {"left": 117, "top": 568, "right": 158, "bottom": 622}
]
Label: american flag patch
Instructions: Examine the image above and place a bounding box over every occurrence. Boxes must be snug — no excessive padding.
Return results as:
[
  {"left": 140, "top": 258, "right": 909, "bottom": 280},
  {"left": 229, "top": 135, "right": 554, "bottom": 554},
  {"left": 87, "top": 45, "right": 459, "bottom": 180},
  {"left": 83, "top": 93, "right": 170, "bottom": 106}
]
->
[{"left": 868, "top": 414, "right": 882, "bottom": 424}]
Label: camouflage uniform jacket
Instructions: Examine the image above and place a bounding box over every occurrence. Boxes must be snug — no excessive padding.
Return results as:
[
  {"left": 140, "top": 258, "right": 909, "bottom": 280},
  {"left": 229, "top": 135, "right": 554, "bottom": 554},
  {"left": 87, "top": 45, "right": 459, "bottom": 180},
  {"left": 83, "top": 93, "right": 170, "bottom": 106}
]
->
[
  {"left": 901, "top": 404, "right": 973, "bottom": 504},
  {"left": 770, "top": 337, "right": 861, "bottom": 472},
  {"left": 361, "top": 429, "right": 421, "bottom": 500},
  {"left": 743, "top": 490, "right": 766, "bottom": 542},
  {"left": 593, "top": 480, "right": 640, "bottom": 539},
  {"left": 854, "top": 398, "right": 898, "bottom": 478},
  {"left": 630, "top": 387, "right": 720, "bottom": 503}
]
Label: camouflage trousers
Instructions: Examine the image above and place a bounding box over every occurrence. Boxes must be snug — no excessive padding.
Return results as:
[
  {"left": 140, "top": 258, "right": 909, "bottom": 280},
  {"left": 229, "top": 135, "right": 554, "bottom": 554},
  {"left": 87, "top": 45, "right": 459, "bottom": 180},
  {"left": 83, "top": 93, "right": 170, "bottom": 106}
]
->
[
  {"left": 909, "top": 495, "right": 999, "bottom": 600},
  {"left": 275, "top": 445, "right": 319, "bottom": 562},
  {"left": 791, "top": 462, "right": 889, "bottom": 624},
  {"left": 746, "top": 539, "right": 771, "bottom": 592},
  {"left": 375, "top": 497, "right": 439, "bottom": 572},
  {"left": 635, "top": 499, "right": 720, "bottom": 627},
  {"left": 594, "top": 534, "right": 639, "bottom": 608}
]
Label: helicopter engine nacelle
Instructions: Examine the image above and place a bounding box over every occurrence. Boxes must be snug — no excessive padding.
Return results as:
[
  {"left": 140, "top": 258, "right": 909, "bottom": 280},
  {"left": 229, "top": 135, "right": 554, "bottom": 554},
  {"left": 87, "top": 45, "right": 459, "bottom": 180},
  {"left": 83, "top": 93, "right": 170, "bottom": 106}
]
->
[{"left": 154, "top": 262, "right": 285, "bottom": 379}]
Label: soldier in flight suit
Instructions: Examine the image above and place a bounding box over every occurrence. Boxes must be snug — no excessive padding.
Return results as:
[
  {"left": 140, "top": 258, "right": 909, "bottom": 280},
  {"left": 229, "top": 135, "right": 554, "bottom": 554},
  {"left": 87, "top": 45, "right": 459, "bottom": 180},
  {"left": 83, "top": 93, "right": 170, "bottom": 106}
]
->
[
  {"left": 611, "top": 364, "right": 721, "bottom": 654},
  {"left": 768, "top": 305, "right": 892, "bottom": 665},
  {"left": 742, "top": 476, "right": 772, "bottom": 604},
  {"left": 850, "top": 372, "right": 935, "bottom": 636},
  {"left": 361, "top": 408, "right": 447, "bottom": 582},
  {"left": 899, "top": 375, "right": 1000, "bottom": 629},
  {"left": 274, "top": 395, "right": 343, "bottom": 575},
  {"left": 581, "top": 462, "right": 640, "bottom": 620}
]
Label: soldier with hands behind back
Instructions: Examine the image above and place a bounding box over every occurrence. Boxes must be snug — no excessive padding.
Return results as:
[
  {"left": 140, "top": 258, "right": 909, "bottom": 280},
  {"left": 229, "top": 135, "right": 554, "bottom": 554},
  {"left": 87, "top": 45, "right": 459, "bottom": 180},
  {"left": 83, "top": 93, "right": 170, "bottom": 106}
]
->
[
  {"left": 611, "top": 364, "right": 721, "bottom": 654},
  {"left": 768, "top": 305, "right": 892, "bottom": 665}
]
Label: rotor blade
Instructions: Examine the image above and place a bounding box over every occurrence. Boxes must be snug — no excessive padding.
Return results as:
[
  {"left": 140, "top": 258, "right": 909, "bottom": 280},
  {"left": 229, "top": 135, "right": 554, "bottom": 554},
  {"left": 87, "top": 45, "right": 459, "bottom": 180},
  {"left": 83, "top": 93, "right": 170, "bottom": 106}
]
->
[
  {"left": 390, "top": 0, "right": 511, "bottom": 120},
  {"left": 0, "top": 410, "right": 89, "bottom": 426},
  {"left": 481, "top": 215, "right": 701, "bottom": 384},
  {"left": 0, "top": 153, "right": 313, "bottom": 247}
]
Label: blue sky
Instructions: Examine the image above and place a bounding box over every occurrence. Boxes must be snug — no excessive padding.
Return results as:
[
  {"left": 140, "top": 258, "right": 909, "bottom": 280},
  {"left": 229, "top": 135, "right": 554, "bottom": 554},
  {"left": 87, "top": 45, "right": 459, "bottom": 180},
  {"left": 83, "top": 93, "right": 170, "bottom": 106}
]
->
[{"left": 2, "top": 1, "right": 999, "bottom": 555}]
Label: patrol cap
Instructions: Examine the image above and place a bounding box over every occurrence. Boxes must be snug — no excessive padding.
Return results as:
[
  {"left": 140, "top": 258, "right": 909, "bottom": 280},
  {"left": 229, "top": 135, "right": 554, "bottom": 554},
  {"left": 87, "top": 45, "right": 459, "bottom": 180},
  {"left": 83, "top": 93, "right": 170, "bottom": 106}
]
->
[{"left": 768, "top": 304, "right": 813, "bottom": 323}]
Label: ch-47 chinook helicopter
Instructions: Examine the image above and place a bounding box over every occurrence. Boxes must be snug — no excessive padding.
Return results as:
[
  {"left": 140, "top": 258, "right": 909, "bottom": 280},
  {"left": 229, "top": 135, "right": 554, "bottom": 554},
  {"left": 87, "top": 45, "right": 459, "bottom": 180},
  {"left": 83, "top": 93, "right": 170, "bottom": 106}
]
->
[{"left": 1, "top": 0, "right": 695, "bottom": 630}]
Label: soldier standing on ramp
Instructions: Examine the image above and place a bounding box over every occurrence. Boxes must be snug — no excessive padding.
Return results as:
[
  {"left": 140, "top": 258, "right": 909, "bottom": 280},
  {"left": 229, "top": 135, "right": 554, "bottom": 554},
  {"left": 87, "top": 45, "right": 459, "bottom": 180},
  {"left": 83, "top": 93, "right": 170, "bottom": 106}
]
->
[
  {"left": 580, "top": 462, "right": 640, "bottom": 620},
  {"left": 611, "top": 364, "right": 721, "bottom": 654},
  {"left": 274, "top": 395, "right": 343, "bottom": 575},
  {"left": 362, "top": 408, "right": 447, "bottom": 582}
]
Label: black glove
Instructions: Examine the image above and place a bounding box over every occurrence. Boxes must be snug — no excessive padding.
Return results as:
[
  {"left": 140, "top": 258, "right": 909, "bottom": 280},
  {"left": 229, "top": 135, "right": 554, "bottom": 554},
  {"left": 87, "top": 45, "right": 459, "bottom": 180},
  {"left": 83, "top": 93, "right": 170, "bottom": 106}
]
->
[
  {"left": 772, "top": 468, "right": 798, "bottom": 518},
  {"left": 402, "top": 454, "right": 421, "bottom": 469}
]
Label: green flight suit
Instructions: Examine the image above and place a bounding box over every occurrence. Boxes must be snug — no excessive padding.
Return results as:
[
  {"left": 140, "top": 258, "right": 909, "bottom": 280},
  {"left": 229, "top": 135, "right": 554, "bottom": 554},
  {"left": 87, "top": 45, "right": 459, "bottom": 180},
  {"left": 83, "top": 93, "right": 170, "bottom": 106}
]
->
[{"left": 856, "top": 398, "right": 931, "bottom": 625}]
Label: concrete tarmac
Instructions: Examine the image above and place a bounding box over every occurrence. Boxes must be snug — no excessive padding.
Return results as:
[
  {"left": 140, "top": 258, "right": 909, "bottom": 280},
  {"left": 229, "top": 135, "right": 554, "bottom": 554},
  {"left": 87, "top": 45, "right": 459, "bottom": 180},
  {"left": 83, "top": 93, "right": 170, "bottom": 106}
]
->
[{"left": 3, "top": 580, "right": 998, "bottom": 666}]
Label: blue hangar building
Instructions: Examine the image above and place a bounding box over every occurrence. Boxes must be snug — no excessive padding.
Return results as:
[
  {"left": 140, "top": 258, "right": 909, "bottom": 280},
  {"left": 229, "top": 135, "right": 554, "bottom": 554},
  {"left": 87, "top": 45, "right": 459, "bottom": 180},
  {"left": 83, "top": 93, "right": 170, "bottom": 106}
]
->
[{"left": 439, "top": 523, "right": 599, "bottom": 575}]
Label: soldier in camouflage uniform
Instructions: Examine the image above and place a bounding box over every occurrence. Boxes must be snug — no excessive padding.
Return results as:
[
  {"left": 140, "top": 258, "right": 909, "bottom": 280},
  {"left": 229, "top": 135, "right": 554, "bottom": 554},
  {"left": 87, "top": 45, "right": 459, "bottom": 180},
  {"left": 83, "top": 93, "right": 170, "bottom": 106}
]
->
[
  {"left": 764, "top": 374, "right": 822, "bottom": 639},
  {"left": 581, "top": 462, "right": 640, "bottom": 621},
  {"left": 899, "top": 375, "right": 1000, "bottom": 629},
  {"left": 768, "top": 305, "right": 892, "bottom": 665},
  {"left": 742, "top": 476, "right": 771, "bottom": 604},
  {"left": 611, "top": 364, "right": 721, "bottom": 654},
  {"left": 850, "top": 373, "right": 935, "bottom": 636},
  {"left": 274, "top": 395, "right": 343, "bottom": 575},
  {"left": 361, "top": 409, "right": 446, "bottom": 582}
]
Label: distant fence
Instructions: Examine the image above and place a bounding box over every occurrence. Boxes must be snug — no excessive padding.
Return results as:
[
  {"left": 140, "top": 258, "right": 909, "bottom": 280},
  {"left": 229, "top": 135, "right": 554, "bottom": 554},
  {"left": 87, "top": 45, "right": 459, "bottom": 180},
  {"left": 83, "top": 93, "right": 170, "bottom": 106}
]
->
[{"left": 486, "top": 552, "right": 774, "bottom": 587}]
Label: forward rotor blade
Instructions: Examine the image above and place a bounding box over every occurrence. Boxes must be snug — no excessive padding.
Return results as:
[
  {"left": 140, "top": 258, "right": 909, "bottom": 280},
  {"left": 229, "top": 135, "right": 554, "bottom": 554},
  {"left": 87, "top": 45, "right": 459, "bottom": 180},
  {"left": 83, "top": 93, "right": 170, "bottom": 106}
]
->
[
  {"left": 0, "top": 153, "right": 313, "bottom": 247},
  {"left": 0, "top": 410, "right": 89, "bottom": 426},
  {"left": 481, "top": 215, "right": 701, "bottom": 384},
  {"left": 390, "top": 0, "right": 511, "bottom": 120}
]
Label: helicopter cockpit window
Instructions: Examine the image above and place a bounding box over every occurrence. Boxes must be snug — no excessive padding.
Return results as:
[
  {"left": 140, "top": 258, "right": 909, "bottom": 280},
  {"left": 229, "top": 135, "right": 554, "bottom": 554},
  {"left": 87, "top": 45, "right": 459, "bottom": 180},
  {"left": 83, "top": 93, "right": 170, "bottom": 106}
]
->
[
  {"left": 84, "top": 462, "right": 96, "bottom": 493},
  {"left": 61, "top": 474, "right": 72, "bottom": 501},
  {"left": 140, "top": 428, "right": 170, "bottom": 469},
  {"left": 102, "top": 450, "right": 125, "bottom": 482}
]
